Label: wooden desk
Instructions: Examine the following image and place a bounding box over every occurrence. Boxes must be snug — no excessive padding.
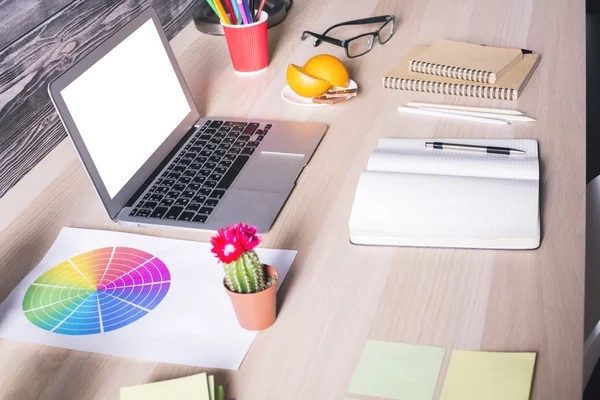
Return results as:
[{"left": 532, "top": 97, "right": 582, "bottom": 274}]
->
[{"left": 0, "top": 0, "right": 585, "bottom": 399}]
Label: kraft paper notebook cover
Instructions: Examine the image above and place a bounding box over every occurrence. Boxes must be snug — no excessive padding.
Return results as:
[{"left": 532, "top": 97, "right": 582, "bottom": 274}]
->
[
  {"left": 409, "top": 40, "right": 525, "bottom": 84},
  {"left": 348, "top": 138, "right": 540, "bottom": 250},
  {"left": 384, "top": 46, "right": 540, "bottom": 100}
]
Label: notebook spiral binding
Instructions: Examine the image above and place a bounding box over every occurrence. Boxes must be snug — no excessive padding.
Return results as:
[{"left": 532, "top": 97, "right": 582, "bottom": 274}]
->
[
  {"left": 409, "top": 61, "right": 494, "bottom": 84},
  {"left": 382, "top": 77, "right": 516, "bottom": 100}
]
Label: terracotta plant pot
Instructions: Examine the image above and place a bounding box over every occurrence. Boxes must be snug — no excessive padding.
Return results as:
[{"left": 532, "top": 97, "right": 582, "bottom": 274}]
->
[{"left": 224, "top": 265, "right": 278, "bottom": 331}]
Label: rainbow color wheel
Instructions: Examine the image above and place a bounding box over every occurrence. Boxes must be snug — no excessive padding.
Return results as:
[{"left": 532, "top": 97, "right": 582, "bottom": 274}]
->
[{"left": 22, "top": 247, "right": 170, "bottom": 335}]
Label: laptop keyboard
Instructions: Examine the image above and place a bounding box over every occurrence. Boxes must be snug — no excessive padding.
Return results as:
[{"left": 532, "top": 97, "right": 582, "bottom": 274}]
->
[{"left": 129, "top": 120, "right": 271, "bottom": 223}]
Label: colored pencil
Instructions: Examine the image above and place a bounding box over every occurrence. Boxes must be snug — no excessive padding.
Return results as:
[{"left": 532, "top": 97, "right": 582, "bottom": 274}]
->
[
  {"left": 241, "top": 0, "right": 253, "bottom": 23},
  {"left": 206, "top": 0, "right": 222, "bottom": 22},
  {"left": 229, "top": 0, "right": 242, "bottom": 24},
  {"left": 236, "top": 0, "right": 249, "bottom": 24},
  {"left": 406, "top": 102, "right": 526, "bottom": 116},
  {"left": 212, "top": 0, "right": 231, "bottom": 24},
  {"left": 207, "top": 0, "right": 226, "bottom": 23},
  {"left": 255, "top": 0, "right": 267, "bottom": 20},
  {"left": 223, "top": 0, "right": 237, "bottom": 24}
]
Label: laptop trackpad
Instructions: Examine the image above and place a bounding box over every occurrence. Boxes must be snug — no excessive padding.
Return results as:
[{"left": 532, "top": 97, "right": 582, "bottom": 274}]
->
[{"left": 236, "top": 151, "right": 305, "bottom": 193}]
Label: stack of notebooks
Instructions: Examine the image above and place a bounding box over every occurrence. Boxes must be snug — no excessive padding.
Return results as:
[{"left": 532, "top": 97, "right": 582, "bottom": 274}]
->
[
  {"left": 348, "top": 138, "right": 541, "bottom": 249},
  {"left": 383, "top": 40, "right": 541, "bottom": 100}
]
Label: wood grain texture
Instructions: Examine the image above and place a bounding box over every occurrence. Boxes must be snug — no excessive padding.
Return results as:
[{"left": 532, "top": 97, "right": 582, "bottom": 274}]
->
[
  {"left": 0, "top": 0, "right": 586, "bottom": 399},
  {"left": 0, "top": 0, "right": 197, "bottom": 199},
  {"left": 0, "top": 0, "right": 74, "bottom": 51}
]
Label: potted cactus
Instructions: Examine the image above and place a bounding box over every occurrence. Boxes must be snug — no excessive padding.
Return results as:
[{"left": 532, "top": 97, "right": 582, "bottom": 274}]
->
[{"left": 211, "top": 223, "right": 279, "bottom": 331}]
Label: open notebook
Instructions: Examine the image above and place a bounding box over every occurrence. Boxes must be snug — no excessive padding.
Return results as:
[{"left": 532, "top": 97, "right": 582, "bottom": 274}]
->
[{"left": 349, "top": 139, "right": 540, "bottom": 249}]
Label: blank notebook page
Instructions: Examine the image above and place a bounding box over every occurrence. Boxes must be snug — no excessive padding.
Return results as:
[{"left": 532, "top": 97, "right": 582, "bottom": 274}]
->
[
  {"left": 368, "top": 139, "right": 538, "bottom": 180},
  {"left": 349, "top": 139, "right": 540, "bottom": 249}
]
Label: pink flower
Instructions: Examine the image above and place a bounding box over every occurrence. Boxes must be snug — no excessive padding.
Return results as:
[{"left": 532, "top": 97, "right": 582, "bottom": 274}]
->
[
  {"left": 211, "top": 228, "right": 243, "bottom": 264},
  {"left": 210, "top": 223, "right": 261, "bottom": 263},
  {"left": 236, "top": 223, "right": 261, "bottom": 251}
]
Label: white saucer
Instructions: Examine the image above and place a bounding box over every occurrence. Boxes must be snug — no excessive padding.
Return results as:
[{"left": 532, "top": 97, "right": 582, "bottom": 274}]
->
[{"left": 281, "top": 79, "right": 358, "bottom": 107}]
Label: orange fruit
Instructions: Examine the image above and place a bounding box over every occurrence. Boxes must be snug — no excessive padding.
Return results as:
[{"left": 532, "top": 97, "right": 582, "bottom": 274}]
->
[
  {"left": 286, "top": 64, "right": 332, "bottom": 98},
  {"left": 303, "top": 54, "right": 350, "bottom": 88}
]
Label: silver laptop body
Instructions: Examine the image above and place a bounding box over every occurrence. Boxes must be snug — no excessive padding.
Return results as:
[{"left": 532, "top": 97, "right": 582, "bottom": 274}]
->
[{"left": 48, "top": 8, "right": 326, "bottom": 233}]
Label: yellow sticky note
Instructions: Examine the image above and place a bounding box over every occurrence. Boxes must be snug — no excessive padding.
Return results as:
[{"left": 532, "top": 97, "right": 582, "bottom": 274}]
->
[
  {"left": 440, "top": 350, "right": 536, "bottom": 400},
  {"left": 121, "top": 373, "right": 210, "bottom": 400},
  {"left": 349, "top": 340, "right": 445, "bottom": 400}
]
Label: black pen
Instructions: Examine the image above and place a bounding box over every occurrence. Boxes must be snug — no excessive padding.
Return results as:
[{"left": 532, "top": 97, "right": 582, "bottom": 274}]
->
[{"left": 425, "top": 142, "right": 526, "bottom": 155}]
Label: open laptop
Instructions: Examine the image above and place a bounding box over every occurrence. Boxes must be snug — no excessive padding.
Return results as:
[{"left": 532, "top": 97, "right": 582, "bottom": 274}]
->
[{"left": 48, "top": 8, "right": 326, "bottom": 233}]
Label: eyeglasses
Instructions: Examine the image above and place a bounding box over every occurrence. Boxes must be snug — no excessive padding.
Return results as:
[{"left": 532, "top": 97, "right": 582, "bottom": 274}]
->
[{"left": 301, "top": 15, "right": 395, "bottom": 58}]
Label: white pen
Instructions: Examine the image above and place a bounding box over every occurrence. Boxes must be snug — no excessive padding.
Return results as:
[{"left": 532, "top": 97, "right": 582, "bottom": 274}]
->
[
  {"left": 407, "top": 101, "right": 526, "bottom": 116},
  {"left": 398, "top": 106, "right": 509, "bottom": 126},
  {"left": 419, "top": 107, "right": 535, "bottom": 122}
]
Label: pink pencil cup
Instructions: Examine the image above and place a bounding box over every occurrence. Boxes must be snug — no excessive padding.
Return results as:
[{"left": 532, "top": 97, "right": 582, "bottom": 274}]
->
[{"left": 221, "top": 11, "right": 269, "bottom": 73}]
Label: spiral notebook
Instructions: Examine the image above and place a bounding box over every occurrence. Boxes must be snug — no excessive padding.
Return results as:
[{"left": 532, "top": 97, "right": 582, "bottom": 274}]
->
[
  {"left": 408, "top": 40, "right": 525, "bottom": 84},
  {"left": 384, "top": 46, "right": 540, "bottom": 100},
  {"left": 349, "top": 138, "right": 540, "bottom": 249}
]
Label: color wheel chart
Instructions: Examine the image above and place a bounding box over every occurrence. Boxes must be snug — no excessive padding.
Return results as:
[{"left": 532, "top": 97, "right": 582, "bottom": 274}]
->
[{"left": 22, "top": 247, "right": 170, "bottom": 335}]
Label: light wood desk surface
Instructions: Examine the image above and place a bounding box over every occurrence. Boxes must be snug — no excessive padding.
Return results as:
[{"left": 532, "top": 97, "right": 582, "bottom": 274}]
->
[{"left": 0, "top": 0, "right": 586, "bottom": 399}]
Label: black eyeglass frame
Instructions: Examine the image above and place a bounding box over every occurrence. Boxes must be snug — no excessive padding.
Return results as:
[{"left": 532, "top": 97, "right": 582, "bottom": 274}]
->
[{"left": 300, "top": 15, "right": 395, "bottom": 58}]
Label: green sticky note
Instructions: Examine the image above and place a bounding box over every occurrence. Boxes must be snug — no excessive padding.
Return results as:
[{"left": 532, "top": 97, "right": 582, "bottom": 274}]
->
[
  {"left": 440, "top": 350, "right": 536, "bottom": 400},
  {"left": 349, "top": 340, "right": 445, "bottom": 400},
  {"left": 208, "top": 375, "right": 215, "bottom": 400},
  {"left": 120, "top": 373, "right": 209, "bottom": 400}
]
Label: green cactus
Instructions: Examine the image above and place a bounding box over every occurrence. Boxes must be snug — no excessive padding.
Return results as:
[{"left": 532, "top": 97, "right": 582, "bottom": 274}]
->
[{"left": 223, "top": 250, "right": 268, "bottom": 293}]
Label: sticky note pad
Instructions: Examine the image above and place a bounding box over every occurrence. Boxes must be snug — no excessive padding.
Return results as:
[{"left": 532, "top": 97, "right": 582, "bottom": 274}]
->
[
  {"left": 208, "top": 375, "right": 215, "bottom": 400},
  {"left": 121, "top": 373, "right": 210, "bottom": 400},
  {"left": 440, "top": 350, "right": 536, "bottom": 400},
  {"left": 349, "top": 340, "right": 446, "bottom": 400}
]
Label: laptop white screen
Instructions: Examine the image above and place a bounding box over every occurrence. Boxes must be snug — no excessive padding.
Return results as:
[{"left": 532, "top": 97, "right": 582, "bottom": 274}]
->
[{"left": 61, "top": 19, "right": 191, "bottom": 198}]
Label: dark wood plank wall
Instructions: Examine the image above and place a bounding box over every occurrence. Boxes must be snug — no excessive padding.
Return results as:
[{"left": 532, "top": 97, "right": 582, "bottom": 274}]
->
[
  {"left": 0, "top": 0, "right": 197, "bottom": 198},
  {"left": 0, "top": 0, "right": 73, "bottom": 50}
]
